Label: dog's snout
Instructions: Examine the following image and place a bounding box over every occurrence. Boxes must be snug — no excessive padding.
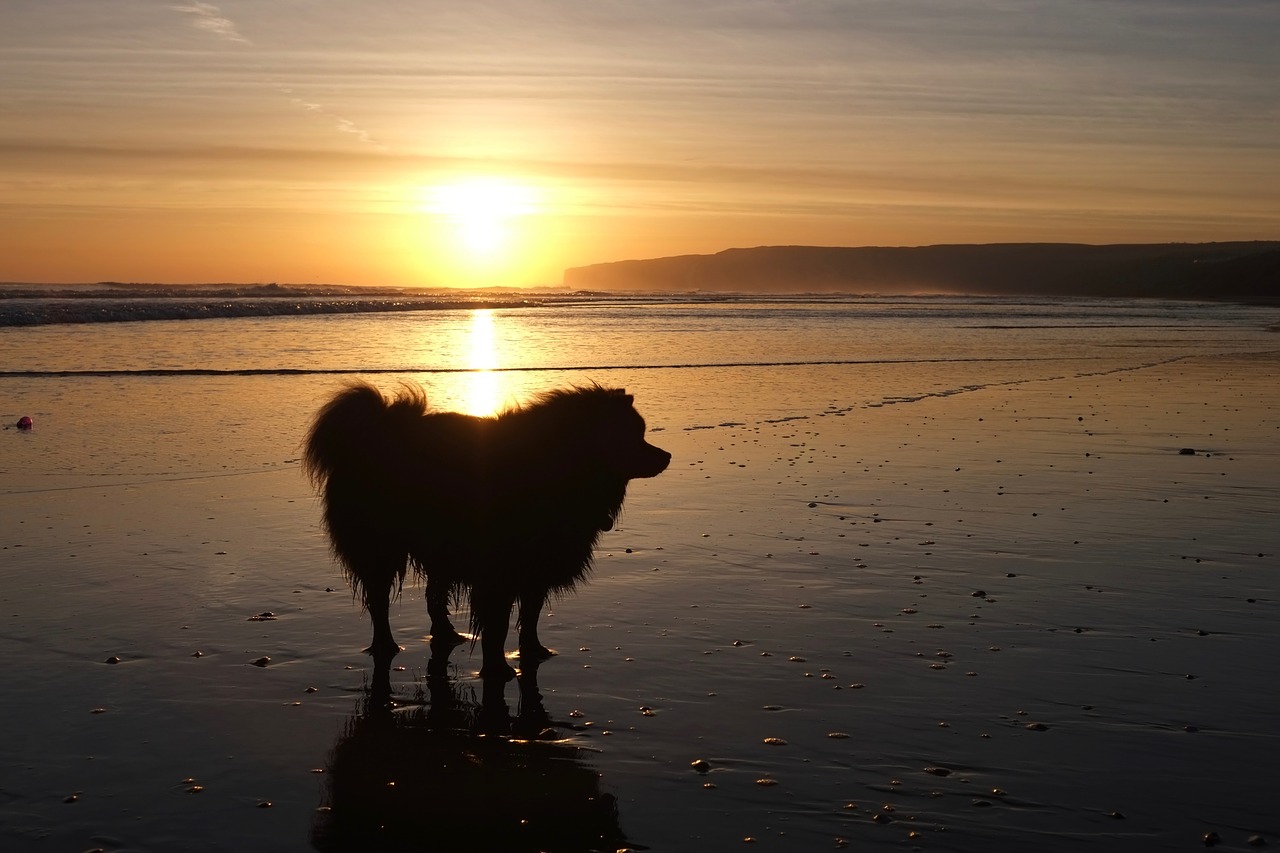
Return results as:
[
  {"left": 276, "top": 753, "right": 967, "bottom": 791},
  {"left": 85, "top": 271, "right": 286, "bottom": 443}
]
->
[{"left": 644, "top": 444, "right": 672, "bottom": 477}]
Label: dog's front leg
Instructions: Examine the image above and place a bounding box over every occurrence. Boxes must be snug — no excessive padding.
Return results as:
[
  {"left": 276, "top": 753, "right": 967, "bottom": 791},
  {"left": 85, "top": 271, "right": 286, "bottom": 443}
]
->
[
  {"left": 474, "top": 590, "right": 517, "bottom": 681},
  {"left": 517, "top": 589, "right": 555, "bottom": 662}
]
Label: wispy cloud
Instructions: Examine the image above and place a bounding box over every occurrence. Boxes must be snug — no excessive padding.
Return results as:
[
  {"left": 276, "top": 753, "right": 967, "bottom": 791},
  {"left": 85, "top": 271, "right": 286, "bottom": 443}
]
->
[
  {"left": 285, "top": 92, "right": 383, "bottom": 149},
  {"left": 172, "top": 2, "right": 249, "bottom": 44}
]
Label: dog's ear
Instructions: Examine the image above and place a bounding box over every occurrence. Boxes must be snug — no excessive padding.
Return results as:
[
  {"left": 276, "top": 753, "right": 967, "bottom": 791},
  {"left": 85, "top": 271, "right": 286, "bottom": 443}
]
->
[{"left": 621, "top": 393, "right": 634, "bottom": 406}]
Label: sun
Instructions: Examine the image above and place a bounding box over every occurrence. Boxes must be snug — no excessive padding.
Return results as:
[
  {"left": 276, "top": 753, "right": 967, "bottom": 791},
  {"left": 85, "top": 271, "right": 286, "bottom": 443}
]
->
[{"left": 426, "top": 177, "right": 539, "bottom": 258}]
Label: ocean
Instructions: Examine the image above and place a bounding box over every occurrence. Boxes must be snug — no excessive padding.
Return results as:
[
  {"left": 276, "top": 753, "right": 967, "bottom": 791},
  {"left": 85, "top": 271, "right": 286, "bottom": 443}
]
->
[
  {"left": 2, "top": 290, "right": 1278, "bottom": 851},
  {"left": 4, "top": 291, "right": 1276, "bottom": 488}
]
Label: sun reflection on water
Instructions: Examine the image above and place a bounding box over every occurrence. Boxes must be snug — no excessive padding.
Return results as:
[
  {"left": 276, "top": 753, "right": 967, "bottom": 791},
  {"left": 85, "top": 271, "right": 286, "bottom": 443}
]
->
[{"left": 464, "top": 309, "right": 506, "bottom": 417}]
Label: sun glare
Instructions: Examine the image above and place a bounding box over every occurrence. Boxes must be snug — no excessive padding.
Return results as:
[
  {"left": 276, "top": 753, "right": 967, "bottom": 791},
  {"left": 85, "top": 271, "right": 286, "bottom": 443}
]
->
[{"left": 426, "top": 177, "right": 539, "bottom": 262}]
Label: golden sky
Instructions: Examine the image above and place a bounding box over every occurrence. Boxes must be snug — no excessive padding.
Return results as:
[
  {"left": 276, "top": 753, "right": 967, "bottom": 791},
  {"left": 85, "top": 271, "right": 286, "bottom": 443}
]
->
[{"left": 3, "top": 1, "right": 1278, "bottom": 287}]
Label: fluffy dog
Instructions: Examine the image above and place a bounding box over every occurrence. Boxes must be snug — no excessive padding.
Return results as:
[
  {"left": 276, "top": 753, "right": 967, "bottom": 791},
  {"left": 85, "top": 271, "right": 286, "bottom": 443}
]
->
[{"left": 304, "top": 382, "right": 670, "bottom": 679}]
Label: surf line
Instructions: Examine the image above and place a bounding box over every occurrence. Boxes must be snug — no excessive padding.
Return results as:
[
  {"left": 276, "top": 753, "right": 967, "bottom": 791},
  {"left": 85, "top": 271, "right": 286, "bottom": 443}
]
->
[{"left": 0, "top": 356, "right": 1096, "bottom": 379}]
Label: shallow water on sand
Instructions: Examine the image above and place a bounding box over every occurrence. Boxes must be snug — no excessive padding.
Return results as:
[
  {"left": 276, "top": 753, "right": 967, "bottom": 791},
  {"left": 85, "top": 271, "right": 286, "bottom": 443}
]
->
[{"left": 2, "top": 299, "right": 1279, "bottom": 851}]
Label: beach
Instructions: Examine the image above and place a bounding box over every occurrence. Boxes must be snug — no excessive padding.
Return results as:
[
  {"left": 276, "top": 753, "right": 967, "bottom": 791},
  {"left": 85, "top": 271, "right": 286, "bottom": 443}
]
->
[{"left": 1, "top": 299, "right": 1278, "bottom": 851}]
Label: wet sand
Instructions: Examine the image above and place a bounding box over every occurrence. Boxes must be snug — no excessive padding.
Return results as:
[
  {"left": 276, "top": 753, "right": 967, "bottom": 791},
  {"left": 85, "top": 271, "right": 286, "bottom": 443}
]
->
[{"left": 2, "top": 351, "right": 1278, "bottom": 851}]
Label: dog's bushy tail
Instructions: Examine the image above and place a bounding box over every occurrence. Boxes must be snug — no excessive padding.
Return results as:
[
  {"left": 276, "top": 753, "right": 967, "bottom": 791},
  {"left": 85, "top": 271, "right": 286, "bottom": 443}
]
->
[{"left": 303, "top": 383, "right": 425, "bottom": 488}]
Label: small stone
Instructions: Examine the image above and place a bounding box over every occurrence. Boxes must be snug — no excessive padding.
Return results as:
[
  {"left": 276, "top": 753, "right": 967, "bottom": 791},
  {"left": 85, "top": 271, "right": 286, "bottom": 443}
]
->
[
  {"left": 763, "top": 737, "right": 787, "bottom": 745},
  {"left": 1025, "top": 722, "right": 1048, "bottom": 731},
  {"left": 691, "top": 759, "right": 711, "bottom": 773},
  {"left": 104, "top": 656, "right": 122, "bottom": 665},
  {"left": 251, "top": 656, "right": 271, "bottom": 667},
  {"left": 1203, "top": 831, "right": 1220, "bottom": 846}
]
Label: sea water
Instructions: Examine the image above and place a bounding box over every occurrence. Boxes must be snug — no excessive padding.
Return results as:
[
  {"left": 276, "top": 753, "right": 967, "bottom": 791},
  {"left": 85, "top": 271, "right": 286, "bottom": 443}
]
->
[{"left": 3, "top": 293, "right": 1276, "bottom": 490}]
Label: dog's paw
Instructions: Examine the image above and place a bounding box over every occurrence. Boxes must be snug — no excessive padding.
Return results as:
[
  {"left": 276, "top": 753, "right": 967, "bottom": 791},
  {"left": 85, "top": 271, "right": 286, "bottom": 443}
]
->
[
  {"left": 429, "top": 628, "right": 467, "bottom": 647},
  {"left": 363, "top": 640, "right": 403, "bottom": 660},
  {"left": 479, "top": 661, "right": 518, "bottom": 682},
  {"left": 519, "top": 642, "right": 556, "bottom": 662}
]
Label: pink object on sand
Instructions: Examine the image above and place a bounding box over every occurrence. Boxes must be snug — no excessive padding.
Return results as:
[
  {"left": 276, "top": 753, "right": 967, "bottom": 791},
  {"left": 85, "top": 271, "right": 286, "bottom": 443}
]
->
[{"left": 16, "top": 416, "right": 33, "bottom": 430}]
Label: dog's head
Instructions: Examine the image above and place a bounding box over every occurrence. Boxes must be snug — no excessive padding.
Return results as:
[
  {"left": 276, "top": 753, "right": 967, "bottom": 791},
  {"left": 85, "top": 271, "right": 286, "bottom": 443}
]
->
[
  {"left": 596, "top": 391, "right": 671, "bottom": 481},
  {"left": 537, "top": 386, "right": 671, "bottom": 482}
]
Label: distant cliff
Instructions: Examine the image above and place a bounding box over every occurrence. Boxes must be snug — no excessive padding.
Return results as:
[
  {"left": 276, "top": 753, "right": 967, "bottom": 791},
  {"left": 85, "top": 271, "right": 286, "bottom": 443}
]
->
[{"left": 563, "top": 242, "right": 1280, "bottom": 301}]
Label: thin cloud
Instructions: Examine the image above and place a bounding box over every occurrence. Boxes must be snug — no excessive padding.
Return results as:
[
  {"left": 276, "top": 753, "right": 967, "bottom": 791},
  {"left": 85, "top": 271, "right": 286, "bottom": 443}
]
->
[
  {"left": 285, "top": 92, "right": 383, "bottom": 149},
  {"left": 172, "top": 2, "right": 249, "bottom": 44}
]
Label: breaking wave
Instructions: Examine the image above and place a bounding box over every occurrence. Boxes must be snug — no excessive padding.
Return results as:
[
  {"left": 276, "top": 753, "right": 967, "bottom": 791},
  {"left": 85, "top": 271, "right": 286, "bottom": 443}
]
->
[{"left": 0, "top": 283, "right": 546, "bottom": 327}]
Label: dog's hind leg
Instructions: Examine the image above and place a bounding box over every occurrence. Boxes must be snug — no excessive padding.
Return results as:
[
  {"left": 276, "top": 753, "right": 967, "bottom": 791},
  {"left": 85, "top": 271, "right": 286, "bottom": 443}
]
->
[
  {"left": 517, "top": 589, "right": 555, "bottom": 662},
  {"left": 425, "top": 577, "right": 466, "bottom": 646},
  {"left": 473, "top": 589, "right": 517, "bottom": 681},
  {"left": 350, "top": 550, "right": 406, "bottom": 662}
]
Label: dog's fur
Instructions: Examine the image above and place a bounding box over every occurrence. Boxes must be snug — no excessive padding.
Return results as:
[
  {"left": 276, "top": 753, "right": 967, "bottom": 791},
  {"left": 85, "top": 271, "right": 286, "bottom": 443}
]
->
[{"left": 303, "top": 382, "right": 670, "bottom": 679}]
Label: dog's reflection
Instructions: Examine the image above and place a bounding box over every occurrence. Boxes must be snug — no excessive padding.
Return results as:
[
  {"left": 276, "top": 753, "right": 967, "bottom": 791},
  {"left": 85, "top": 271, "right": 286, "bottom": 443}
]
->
[{"left": 311, "top": 642, "right": 630, "bottom": 852}]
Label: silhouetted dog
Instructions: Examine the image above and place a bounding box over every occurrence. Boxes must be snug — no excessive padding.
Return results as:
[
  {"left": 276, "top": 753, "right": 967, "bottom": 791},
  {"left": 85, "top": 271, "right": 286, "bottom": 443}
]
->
[{"left": 304, "top": 383, "right": 670, "bottom": 679}]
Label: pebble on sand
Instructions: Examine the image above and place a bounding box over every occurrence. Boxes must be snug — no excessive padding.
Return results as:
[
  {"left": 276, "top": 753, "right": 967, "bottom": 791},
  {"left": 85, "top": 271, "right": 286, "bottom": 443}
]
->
[{"left": 251, "top": 656, "right": 271, "bottom": 667}]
